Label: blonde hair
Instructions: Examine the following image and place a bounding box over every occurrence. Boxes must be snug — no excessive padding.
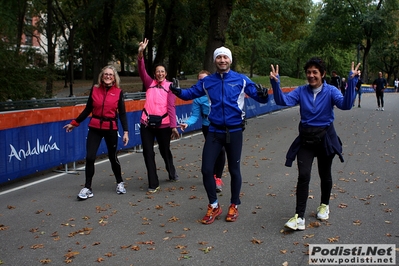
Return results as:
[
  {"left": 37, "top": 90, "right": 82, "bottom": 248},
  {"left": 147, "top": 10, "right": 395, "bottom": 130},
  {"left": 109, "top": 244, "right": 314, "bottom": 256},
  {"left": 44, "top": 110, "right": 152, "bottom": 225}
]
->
[{"left": 97, "top": 65, "right": 120, "bottom": 88}]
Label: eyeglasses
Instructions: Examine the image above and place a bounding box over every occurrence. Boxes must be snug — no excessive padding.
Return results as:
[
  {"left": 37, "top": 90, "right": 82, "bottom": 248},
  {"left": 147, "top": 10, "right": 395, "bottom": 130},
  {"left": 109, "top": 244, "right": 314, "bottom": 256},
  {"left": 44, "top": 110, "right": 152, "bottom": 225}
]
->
[{"left": 104, "top": 73, "right": 114, "bottom": 77}]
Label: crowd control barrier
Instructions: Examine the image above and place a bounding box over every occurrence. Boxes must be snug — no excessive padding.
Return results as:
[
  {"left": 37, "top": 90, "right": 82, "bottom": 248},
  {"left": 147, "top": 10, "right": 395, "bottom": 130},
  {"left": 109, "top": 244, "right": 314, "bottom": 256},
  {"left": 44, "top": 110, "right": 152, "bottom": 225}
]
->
[
  {"left": 0, "top": 88, "right": 291, "bottom": 185},
  {"left": 1, "top": 84, "right": 394, "bottom": 185}
]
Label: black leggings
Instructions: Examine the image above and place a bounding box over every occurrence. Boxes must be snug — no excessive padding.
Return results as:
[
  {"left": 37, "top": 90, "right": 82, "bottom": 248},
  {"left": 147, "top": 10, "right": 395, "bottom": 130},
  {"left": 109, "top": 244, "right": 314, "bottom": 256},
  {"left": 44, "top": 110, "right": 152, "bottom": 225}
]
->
[
  {"left": 140, "top": 125, "right": 177, "bottom": 189},
  {"left": 295, "top": 144, "right": 335, "bottom": 218},
  {"left": 376, "top": 91, "right": 384, "bottom": 107},
  {"left": 85, "top": 128, "right": 123, "bottom": 189},
  {"left": 202, "top": 130, "right": 243, "bottom": 205},
  {"left": 202, "top": 125, "right": 226, "bottom": 178}
]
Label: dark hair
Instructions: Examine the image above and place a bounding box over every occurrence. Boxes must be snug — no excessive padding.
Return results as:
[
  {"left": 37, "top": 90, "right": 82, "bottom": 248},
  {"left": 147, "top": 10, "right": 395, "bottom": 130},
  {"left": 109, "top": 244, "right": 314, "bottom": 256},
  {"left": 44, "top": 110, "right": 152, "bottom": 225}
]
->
[
  {"left": 153, "top": 63, "right": 168, "bottom": 74},
  {"left": 304, "top": 57, "right": 326, "bottom": 76}
]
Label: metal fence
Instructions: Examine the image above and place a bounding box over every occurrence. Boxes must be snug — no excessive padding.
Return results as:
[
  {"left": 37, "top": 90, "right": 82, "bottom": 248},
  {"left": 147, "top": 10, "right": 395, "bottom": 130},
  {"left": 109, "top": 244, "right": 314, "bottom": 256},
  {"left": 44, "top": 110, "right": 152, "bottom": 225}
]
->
[{"left": 0, "top": 92, "right": 146, "bottom": 112}]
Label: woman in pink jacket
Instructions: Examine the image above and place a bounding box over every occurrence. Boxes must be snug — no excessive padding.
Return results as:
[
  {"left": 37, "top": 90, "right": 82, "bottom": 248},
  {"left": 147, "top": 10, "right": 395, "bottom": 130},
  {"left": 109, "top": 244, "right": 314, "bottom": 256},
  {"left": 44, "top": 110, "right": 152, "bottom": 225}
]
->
[{"left": 138, "top": 38, "right": 180, "bottom": 193}]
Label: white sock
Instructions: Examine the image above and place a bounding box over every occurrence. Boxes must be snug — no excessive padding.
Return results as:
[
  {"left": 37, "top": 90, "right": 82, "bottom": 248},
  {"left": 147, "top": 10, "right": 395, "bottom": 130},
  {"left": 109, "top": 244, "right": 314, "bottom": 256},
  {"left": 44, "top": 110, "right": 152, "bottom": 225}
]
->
[{"left": 210, "top": 201, "right": 218, "bottom": 208}]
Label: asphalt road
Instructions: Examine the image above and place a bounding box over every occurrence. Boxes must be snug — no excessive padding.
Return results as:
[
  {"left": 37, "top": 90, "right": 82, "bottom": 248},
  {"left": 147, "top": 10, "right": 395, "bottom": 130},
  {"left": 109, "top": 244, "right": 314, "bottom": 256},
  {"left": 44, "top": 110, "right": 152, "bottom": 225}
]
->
[{"left": 1, "top": 93, "right": 398, "bottom": 266}]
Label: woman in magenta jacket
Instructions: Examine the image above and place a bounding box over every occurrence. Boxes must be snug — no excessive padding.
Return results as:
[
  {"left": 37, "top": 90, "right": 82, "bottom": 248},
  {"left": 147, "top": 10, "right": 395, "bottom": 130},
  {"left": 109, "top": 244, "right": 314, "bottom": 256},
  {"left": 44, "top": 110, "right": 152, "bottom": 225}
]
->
[{"left": 137, "top": 38, "right": 180, "bottom": 193}]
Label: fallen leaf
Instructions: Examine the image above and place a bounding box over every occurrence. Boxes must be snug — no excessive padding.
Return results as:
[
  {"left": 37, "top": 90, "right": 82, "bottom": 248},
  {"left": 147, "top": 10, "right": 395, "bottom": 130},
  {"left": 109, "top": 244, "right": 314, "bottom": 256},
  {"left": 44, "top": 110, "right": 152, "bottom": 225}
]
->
[
  {"left": 200, "top": 246, "right": 213, "bottom": 253},
  {"left": 302, "top": 234, "right": 314, "bottom": 239},
  {"left": 64, "top": 251, "right": 79, "bottom": 260},
  {"left": 309, "top": 221, "right": 321, "bottom": 228},
  {"left": 328, "top": 236, "right": 340, "bottom": 242},
  {"left": 31, "top": 244, "right": 44, "bottom": 249},
  {"left": 39, "top": 258, "right": 51, "bottom": 264},
  {"left": 251, "top": 237, "right": 263, "bottom": 244}
]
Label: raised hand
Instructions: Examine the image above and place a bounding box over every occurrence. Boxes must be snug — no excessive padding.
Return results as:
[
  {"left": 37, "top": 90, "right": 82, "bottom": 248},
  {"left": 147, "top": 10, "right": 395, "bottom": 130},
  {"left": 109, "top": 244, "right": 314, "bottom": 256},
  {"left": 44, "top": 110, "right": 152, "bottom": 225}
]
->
[
  {"left": 255, "top": 84, "right": 268, "bottom": 98},
  {"left": 270, "top": 64, "right": 279, "bottom": 82},
  {"left": 169, "top": 78, "right": 182, "bottom": 96},
  {"left": 138, "top": 38, "right": 149, "bottom": 55},
  {"left": 350, "top": 62, "right": 361, "bottom": 78}
]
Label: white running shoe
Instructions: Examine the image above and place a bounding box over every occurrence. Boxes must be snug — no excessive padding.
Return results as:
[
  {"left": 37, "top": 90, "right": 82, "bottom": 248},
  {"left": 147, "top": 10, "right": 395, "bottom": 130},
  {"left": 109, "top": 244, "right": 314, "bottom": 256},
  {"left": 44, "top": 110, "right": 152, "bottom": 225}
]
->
[
  {"left": 317, "top": 204, "right": 330, "bottom": 220},
  {"left": 77, "top": 188, "right": 93, "bottom": 200},
  {"left": 116, "top": 182, "right": 126, "bottom": 194},
  {"left": 285, "top": 214, "right": 305, "bottom": 230}
]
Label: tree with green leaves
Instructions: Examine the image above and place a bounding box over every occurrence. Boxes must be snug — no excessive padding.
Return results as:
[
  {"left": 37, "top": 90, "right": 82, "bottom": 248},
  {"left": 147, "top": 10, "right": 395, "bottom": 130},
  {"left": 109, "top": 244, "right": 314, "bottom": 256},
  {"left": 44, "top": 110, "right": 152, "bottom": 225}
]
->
[{"left": 308, "top": 0, "right": 399, "bottom": 82}]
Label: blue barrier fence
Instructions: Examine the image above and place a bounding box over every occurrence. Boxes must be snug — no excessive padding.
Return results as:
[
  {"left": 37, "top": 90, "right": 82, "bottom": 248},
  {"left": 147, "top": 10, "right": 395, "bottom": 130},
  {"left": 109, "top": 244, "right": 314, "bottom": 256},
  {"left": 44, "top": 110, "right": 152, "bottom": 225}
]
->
[{"left": 0, "top": 96, "right": 281, "bottom": 185}]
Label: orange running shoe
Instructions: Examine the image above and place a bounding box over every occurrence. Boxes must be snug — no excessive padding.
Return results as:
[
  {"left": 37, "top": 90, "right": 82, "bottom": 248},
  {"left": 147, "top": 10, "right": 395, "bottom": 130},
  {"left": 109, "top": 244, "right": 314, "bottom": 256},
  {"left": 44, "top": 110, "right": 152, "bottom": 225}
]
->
[
  {"left": 201, "top": 204, "right": 222, "bottom": 224},
  {"left": 226, "top": 203, "right": 239, "bottom": 222}
]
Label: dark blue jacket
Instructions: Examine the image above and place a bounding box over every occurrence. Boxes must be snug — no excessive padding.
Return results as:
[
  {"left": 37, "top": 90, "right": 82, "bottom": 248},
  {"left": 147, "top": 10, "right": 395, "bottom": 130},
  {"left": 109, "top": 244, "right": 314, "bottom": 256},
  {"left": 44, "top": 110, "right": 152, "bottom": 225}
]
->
[
  {"left": 285, "top": 123, "right": 343, "bottom": 167},
  {"left": 179, "top": 70, "right": 269, "bottom": 133}
]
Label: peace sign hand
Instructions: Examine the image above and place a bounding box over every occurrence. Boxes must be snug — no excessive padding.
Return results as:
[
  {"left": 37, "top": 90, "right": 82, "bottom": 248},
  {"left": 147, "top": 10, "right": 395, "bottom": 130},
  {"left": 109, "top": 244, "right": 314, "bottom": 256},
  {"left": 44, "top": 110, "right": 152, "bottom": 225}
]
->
[
  {"left": 270, "top": 64, "right": 279, "bottom": 82},
  {"left": 350, "top": 62, "right": 361, "bottom": 78},
  {"left": 138, "top": 38, "right": 149, "bottom": 54}
]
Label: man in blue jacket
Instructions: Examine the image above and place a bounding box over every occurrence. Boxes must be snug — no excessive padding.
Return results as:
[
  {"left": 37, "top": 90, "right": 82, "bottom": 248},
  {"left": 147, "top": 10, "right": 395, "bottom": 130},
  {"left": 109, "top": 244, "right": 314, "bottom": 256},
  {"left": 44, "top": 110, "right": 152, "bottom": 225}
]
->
[{"left": 170, "top": 46, "right": 269, "bottom": 224}]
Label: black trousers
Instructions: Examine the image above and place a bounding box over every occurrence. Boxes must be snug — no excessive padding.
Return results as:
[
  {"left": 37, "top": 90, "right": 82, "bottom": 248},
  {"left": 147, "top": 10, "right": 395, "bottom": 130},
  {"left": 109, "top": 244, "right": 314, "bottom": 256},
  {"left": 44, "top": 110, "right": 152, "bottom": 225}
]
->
[
  {"left": 85, "top": 128, "right": 123, "bottom": 189},
  {"left": 140, "top": 125, "right": 178, "bottom": 189},
  {"left": 202, "top": 130, "right": 242, "bottom": 205},
  {"left": 202, "top": 125, "right": 226, "bottom": 178},
  {"left": 375, "top": 91, "right": 384, "bottom": 107},
  {"left": 295, "top": 144, "right": 335, "bottom": 218}
]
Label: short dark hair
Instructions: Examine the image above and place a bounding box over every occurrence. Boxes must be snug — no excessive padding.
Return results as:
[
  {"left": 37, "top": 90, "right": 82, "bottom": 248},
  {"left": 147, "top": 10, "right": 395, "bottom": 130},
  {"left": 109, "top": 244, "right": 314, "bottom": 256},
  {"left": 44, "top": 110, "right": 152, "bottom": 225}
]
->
[
  {"left": 304, "top": 57, "right": 326, "bottom": 76},
  {"left": 153, "top": 63, "right": 168, "bottom": 74}
]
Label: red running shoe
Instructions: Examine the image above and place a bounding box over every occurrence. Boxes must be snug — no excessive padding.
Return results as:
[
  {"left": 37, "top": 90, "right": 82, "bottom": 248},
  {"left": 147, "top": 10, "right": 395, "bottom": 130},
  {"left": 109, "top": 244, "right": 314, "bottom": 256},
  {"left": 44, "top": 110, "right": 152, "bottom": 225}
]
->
[
  {"left": 226, "top": 204, "right": 239, "bottom": 222},
  {"left": 201, "top": 204, "right": 222, "bottom": 224},
  {"left": 214, "top": 175, "right": 224, "bottom": 192}
]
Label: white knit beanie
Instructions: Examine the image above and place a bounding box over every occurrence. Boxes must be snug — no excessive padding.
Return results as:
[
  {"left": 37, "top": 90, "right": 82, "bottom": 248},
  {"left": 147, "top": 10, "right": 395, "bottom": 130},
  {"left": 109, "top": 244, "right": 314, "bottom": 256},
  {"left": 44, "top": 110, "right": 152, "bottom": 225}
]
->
[{"left": 213, "top": 46, "right": 232, "bottom": 63}]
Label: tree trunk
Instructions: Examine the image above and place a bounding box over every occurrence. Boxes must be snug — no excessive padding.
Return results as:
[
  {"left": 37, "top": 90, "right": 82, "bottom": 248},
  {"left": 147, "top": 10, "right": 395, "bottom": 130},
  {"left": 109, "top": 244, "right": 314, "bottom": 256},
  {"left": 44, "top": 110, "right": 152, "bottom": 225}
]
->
[
  {"left": 91, "top": 0, "right": 116, "bottom": 84},
  {"left": 45, "top": 0, "right": 54, "bottom": 97},
  {"left": 143, "top": 0, "right": 158, "bottom": 84},
  {"left": 203, "top": 0, "right": 233, "bottom": 72},
  {"left": 15, "top": 0, "right": 27, "bottom": 54}
]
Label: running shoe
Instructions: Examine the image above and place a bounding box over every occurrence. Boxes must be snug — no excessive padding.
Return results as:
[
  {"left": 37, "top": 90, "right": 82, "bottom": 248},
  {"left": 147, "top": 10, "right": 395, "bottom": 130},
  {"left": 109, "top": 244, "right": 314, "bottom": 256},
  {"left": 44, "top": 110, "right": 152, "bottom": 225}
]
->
[
  {"left": 116, "top": 182, "right": 126, "bottom": 194},
  {"left": 147, "top": 186, "right": 160, "bottom": 193},
  {"left": 214, "top": 175, "right": 224, "bottom": 192},
  {"left": 77, "top": 188, "right": 93, "bottom": 200},
  {"left": 225, "top": 203, "right": 239, "bottom": 222},
  {"left": 284, "top": 214, "right": 305, "bottom": 230},
  {"left": 317, "top": 204, "right": 329, "bottom": 220},
  {"left": 201, "top": 204, "right": 222, "bottom": 224}
]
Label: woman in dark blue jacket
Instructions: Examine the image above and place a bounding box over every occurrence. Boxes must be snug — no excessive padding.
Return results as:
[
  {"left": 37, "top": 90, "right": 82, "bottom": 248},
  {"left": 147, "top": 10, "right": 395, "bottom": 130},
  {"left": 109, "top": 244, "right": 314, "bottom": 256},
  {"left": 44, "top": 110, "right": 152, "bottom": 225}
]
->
[{"left": 270, "top": 58, "right": 360, "bottom": 230}]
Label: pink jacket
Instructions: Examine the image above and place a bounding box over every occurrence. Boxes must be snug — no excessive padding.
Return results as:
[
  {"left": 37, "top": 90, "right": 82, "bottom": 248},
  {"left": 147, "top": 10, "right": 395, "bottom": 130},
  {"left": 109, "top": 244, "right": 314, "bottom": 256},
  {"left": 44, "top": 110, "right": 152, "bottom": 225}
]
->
[{"left": 138, "top": 57, "right": 177, "bottom": 128}]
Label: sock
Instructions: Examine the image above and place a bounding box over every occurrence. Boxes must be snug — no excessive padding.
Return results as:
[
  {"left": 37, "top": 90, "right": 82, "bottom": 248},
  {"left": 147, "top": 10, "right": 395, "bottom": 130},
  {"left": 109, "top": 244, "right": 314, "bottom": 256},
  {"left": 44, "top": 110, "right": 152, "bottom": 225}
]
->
[{"left": 210, "top": 201, "right": 218, "bottom": 208}]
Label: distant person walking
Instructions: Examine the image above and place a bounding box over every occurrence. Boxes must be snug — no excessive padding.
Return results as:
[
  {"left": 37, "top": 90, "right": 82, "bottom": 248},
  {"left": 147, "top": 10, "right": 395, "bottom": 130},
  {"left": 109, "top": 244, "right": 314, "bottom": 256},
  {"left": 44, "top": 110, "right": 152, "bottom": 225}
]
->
[
  {"left": 340, "top": 77, "right": 347, "bottom": 96},
  {"left": 372, "top": 72, "right": 387, "bottom": 111},
  {"left": 270, "top": 58, "right": 360, "bottom": 231},
  {"left": 354, "top": 70, "right": 363, "bottom": 107},
  {"left": 330, "top": 70, "right": 341, "bottom": 90},
  {"left": 64, "top": 65, "right": 129, "bottom": 200},
  {"left": 394, "top": 78, "right": 398, "bottom": 92}
]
